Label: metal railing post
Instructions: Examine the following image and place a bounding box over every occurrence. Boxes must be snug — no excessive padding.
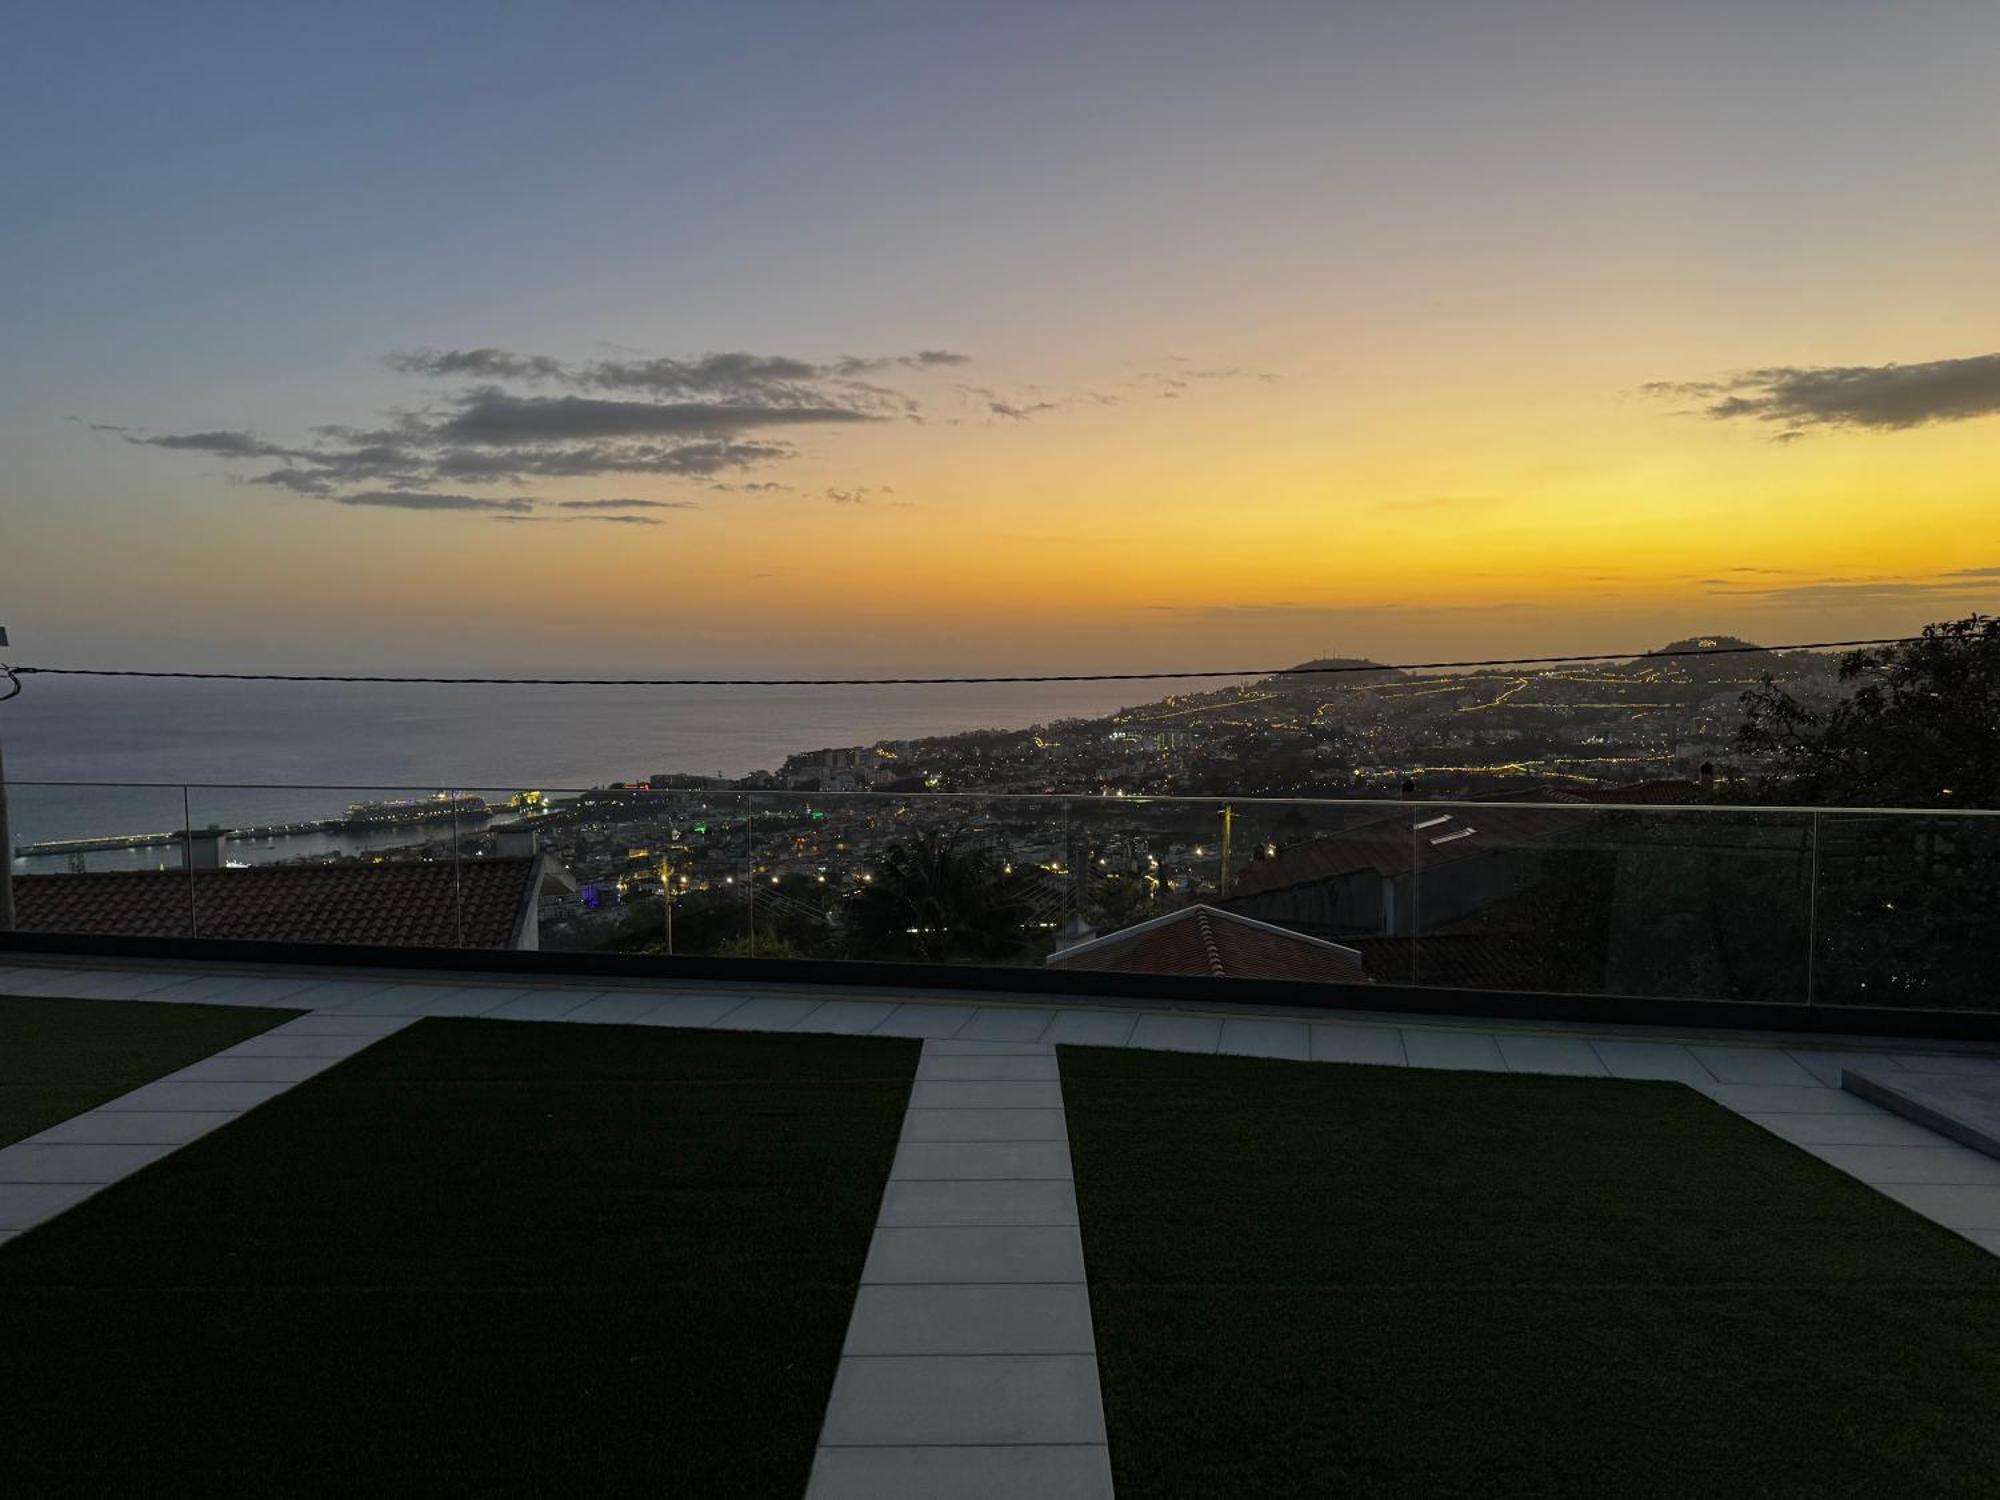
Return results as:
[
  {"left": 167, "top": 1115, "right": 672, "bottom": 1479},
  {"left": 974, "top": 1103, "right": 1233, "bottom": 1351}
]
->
[
  {"left": 1805, "top": 810, "right": 1820, "bottom": 1006},
  {"left": 451, "top": 792, "right": 464, "bottom": 948}
]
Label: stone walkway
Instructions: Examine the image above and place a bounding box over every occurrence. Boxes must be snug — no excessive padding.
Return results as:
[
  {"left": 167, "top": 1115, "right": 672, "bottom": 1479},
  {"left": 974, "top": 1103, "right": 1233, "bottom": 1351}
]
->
[
  {"left": 0, "top": 1010, "right": 415, "bottom": 1245},
  {"left": 4, "top": 956, "right": 2000, "bottom": 1264},
  {"left": 807, "top": 1037, "right": 1112, "bottom": 1499}
]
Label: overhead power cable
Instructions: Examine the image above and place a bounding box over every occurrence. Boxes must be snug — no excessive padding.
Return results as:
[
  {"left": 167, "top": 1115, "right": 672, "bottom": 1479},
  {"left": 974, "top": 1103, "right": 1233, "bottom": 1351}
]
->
[{"left": 0, "top": 636, "right": 1929, "bottom": 690}]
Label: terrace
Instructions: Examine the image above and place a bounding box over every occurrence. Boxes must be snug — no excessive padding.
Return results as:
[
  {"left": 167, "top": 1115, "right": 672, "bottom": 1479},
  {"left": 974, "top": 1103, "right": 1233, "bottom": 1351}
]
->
[{"left": 6, "top": 786, "right": 2000, "bottom": 1495}]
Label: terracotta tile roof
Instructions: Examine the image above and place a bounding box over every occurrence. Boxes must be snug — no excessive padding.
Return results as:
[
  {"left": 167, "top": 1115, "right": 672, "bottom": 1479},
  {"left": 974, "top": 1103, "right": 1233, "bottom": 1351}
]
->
[
  {"left": 12, "top": 858, "right": 545, "bottom": 949},
  {"left": 1047, "top": 904, "right": 1367, "bottom": 984},
  {"left": 1223, "top": 800, "right": 1583, "bottom": 902}
]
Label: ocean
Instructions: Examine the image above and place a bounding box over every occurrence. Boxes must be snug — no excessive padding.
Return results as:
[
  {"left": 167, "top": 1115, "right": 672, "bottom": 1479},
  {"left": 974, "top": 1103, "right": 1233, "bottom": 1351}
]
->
[{"left": 1, "top": 675, "right": 1144, "bottom": 867}]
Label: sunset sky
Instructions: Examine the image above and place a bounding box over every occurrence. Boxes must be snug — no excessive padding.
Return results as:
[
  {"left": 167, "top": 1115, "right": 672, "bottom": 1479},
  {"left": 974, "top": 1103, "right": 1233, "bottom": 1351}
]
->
[{"left": 5, "top": 1, "right": 1998, "bottom": 675}]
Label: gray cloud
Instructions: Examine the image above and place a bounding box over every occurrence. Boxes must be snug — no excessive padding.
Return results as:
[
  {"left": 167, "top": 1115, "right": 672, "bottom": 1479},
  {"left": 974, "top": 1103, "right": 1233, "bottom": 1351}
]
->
[
  {"left": 1645, "top": 352, "right": 2000, "bottom": 436},
  {"left": 432, "top": 391, "right": 876, "bottom": 445},
  {"left": 385, "top": 348, "right": 564, "bottom": 381},
  {"left": 552, "top": 497, "right": 698, "bottom": 511},
  {"left": 134, "top": 430, "right": 301, "bottom": 459},
  {"left": 335, "top": 490, "right": 536, "bottom": 513}
]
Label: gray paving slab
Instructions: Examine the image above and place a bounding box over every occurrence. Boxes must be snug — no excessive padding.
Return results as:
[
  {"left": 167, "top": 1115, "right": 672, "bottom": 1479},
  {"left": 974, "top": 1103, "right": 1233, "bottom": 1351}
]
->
[
  {"left": 916, "top": 1053, "right": 1060, "bottom": 1082},
  {"left": 1802, "top": 1143, "right": 2000, "bottom": 1186},
  {"left": 862, "top": 1225, "right": 1087, "bottom": 1284},
  {"left": 1219, "top": 1019, "right": 1311, "bottom": 1061},
  {"left": 843, "top": 1284, "right": 1096, "bottom": 1356},
  {"left": 795, "top": 999, "right": 903, "bottom": 1035},
  {"left": 1689, "top": 1045, "right": 1821, "bottom": 1087},
  {"left": 0, "top": 1232, "right": 15, "bottom": 1249},
  {"left": 215, "top": 1032, "right": 390, "bottom": 1059},
  {"left": 1403, "top": 1028, "right": 1506, "bottom": 1072},
  {"left": 1044, "top": 1010, "right": 1140, "bottom": 1049},
  {"left": 568, "top": 991, "right": 681, "bottom": 1025},
  {"left": 0, "top": 1181, "right": 105, "bottom": 1230},
  {"left": 97, "top": 1079, "right": 296, "bottom": 1113},
  {"left": 892, "top": 1141, "right": 1073, "bottom": 1181},
  {"left": 1842, "top": 1068, "right": 2000, "bottom": 1162},
  {"left": 1706, "top": 1084, "right": 1874, "bottom": 1114},
  {"left": 870, "top": 1004, "right": 976, "bottom": 1039},
  {"left": 1964, "top": 1230, "right": 2000, "bottom": 1256},
  {"left": 220, "top": 976, "right": 331, "bottom": 1007},
  {"left": 806, "top": 1443, "right": 1114, "bottom": 1500},
  {"left": 483, "top": 988, "right": 599, "bottom": 1021},
  {"left": 31, "top": 1111, "right": 241, "bottom": 1146},
  {"left": 901, "top": 1109, "right": 1070, "bottom": 1143},
  {"left": 413, "top": 985, "right": 517, "bottom": 1017},
  {"left": 1743, "top": 1110, "right": 1953, "bottom": 1147},
  {"left": 281, "top": 980, "right": 403, "bottom": 1009},
  {"left": 876, "top": 1179, "right": 1080, "bottom": 1228},
  {"left": 1497, "top": 1035, "right": 1609, "bottom": 1077},
  {"left": 0, "top": 969, "right": 125, "bottom": 997},
  {"left": 327, "top": 982, "right": 446, "bottom": 1015},
  {"left": 630, "top": 993, "right": 750, "bottom": 1027},
  {"left": 61, "top": 972, "right": 211, "bottom": 1001},
  {"left": 0, "top": 1142, "right": 175, "bottom": 1183},
  {"left": 956, "top": 1008, "right": 1058, "bottom": 1042},
  {"left": 135, "top": 975, "right": 269, "bottom": 1006},
  {"left": 818, "top": 1355, "right": 1107, "bottom": 1447},
  {"left": 1895, "top": 1055, "right": 2000, "bottom": 1077},
  {"left": 169, "top": 1055, "right": 342, "bottom": 1084},
  {"left": 271, "top": 1012, "right": 422, "bottom": 1036},
  {"left": 707, "top": 996, "right": 824, "bottom": 1031},
  {"left": 1590, "top": 1040, "right": 1715, "bottom": 1084},
  {"left": 927, "top": 1040, "right": 1059, "bottom": 1056},
  {"left": 1872, "top": 1182, "right": 2000, "bottom": 1231},
  {"left": 911, "top": 1080, "right": 1064, "bottom": 1110},
  {"left": 1310, "top": 1022, "right": 1406, "bottom": 1066},
  {"left": 1128, "top": 1014, "right": 1222, "bottom": 1055},
  {"left": 1785, "top": 1050, "right": 1913, "bottom": 1089}
]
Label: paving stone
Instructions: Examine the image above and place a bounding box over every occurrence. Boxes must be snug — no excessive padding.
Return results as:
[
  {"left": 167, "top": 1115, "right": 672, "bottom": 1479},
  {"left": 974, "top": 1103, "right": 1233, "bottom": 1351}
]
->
[
  {"left": 1963, "top": 1229, "right": 2000, "bottom": 1257},
  {"left": 137, "top": 975, "right": 267, "bottom": 1006},
  {"left": 1689, "top": 1046, "right": 1821, "bottom": 1086},
  {"left": 1706, "top": 1084, "right": 1874, "bottom": 1114},
  {"left": 891, "top": 1141, "right": 1073, "bottom": 1181},
  {"left": 916, "top": 1053, "right": 1059, "bottom": 1082},
  {"left": 328, "top": 982, "right": 446, "bottom": 1015},
  {"left": 1044, "top": 1010, "right": 1140, "bottom": 1048},
  {"left": 1894, "top": 1055, "right": 2000, "bottom": 1077},
  {"left": 0, "top": 1142, "right": 175, "bottom": 1183},
  {"left": 794, "top": 1000, "right": 902, "bottom": 1034},
  {"left": 862, "top": 1225, "right": 1086, "bottom": 1285},
  {"left": 413, "top": 986, "right": 518, "bottom": 1017},
  {"left": 624, "top": 993, "right": 749, "bottom": 1027},
  {"left": 1219, "top": 1020, "right": 1311, "bottom": 1061},
  {"left": 872, "top": 1004, "right": 976, "bottom": 1039},
  {"left": 901, "top": 1109, "right": 1070, "bottom": 1143},
  {"left": 956, "top": 1008, "right": 1058, "bottom": 1042},
  {"left": 1873, "top": 1182, "right": 2000, "bottom": 1231},
  {"left": 0, "top": 969, "right": 125, "bottom": 997},
  {"left": 217, "top": 1033, "right": 387, "bottom": 1059},
  {"left": 269, "top": 1013, "right": 418, "bottom": 1036},
  {"left": 806, "top": 1443, "right": 1114, "bottom": 1500},
  {"left": 566, "top": 991, "right": 681, "bottom": 1025},
  {"left": 62, "top": 972, "right": 208, "bottom": 1001},
  {"left": 926, "top": 1040, "right": 1057, "bottom": 1056},
  {"left": 1803, "top": 1143, "right": 2000, "bottom": 1186},
  {"left": 31, "top": 1111, "right": 241, "bottom": 1146},
  {"left": 818, "top": 1355, "right": 1107, "bottom": 1446},
  {"left": 843, "top": 1284, "right": 1096, "bottom": 1356},
  {"left": 876, "top": 1179, "right": 1080, "bottom": 1228},
  {"left": 1309, "top": 1023, "right": 1406, "bottom": 1066},
  {"left": 0, "top": 1181, "right": 105, "bottom": 1230},
  {"left": 482, "top": 989, "right": 599, "bottom": 1021},
  {"left": 281, "top": 981, "right": 403, "bottom": 1009},
  {"left": 97, "top": 1079, "right": 294, "bottom": 1113},
  {"left": 910, "top": 1081, "right": 1064, "bottom": 1110},
  {"left": 1784, "top": 1050, "right": 1914, "bottom": 1088},
  {"left": 1591, "top": 1040, "right": 1714, "bottom": 1084},
  {"left": 169, "top": 1055, "right": 342, "bottom": 1084},
  {"left": 1497, "top": 1035, "right": 1609, "bottom": 1077},
  {"left": 1743, "top": 1110, "right": 1953, "bottom": 1148},
  {"left": 1402, "top": 1029, "right": 1506, "bottom": 1072},
  {"left": 1128, "top": 1014, "right": 1222, "bottom": 1055},
  {"left": 707, "top": 997, "right": 824, "bottom": 1031}
]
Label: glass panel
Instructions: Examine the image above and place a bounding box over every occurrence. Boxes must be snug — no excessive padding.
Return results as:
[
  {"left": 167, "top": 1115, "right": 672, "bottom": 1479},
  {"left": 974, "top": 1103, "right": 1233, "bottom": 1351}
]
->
[
  {"left": 1813, "top": 811, "right": 2000, "bottom": 1011},
  {"left": 1412, "top": 801, "right": 1814, "bottom": 1003},
  {"left": 3, "top": 780, "right": 194, "bottom": 937}
]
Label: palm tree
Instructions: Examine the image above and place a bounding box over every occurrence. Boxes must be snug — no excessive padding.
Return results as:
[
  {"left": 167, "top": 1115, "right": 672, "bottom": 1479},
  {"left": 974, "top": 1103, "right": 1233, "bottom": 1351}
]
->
[{"left": 843, "top": 828, "right": 1033, "bottom": 964}]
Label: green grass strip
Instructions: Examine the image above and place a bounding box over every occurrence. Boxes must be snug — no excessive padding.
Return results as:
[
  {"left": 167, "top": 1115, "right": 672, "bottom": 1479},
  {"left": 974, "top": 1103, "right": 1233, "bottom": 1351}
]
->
[
  {"left": 0, "top": 1019, "right": 918, "bottom": 1497},
  {"left": 0, "top": 993, "right": 296, "bottom": 1147},
  {"left": 1061, "top": 1046, "right": 2000, "bottom": 1499}
]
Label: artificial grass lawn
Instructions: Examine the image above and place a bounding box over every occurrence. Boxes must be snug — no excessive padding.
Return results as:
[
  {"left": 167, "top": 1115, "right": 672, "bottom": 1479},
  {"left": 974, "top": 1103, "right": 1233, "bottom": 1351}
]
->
[
  {"left": 1061, "top": 1046, "right": 2000, "bottom": 1500},
  {"left": 0, "top": 1019, "right": 918, "bottom": 1498},
  {"left": 0, "top": 994, "right": 296, "bottom": 1147}
]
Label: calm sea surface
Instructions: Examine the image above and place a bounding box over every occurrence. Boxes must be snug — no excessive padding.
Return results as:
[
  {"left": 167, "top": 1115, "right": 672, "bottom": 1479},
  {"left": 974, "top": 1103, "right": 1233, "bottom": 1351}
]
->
[{"left": 1, "top": 676, "right": 1143, "bottom": 867}]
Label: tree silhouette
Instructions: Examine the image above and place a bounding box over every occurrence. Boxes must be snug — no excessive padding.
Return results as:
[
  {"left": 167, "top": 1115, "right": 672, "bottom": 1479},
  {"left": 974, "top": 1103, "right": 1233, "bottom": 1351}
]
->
[{"left": 843, "top": 828, "right": 1034, "bottom": 964}]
